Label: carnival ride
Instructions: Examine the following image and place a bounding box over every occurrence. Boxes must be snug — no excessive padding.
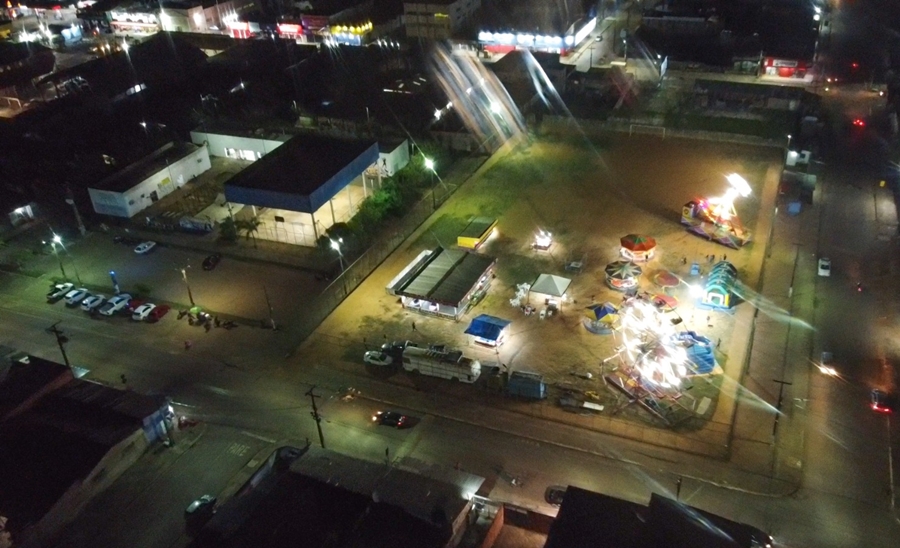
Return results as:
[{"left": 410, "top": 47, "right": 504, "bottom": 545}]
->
[
  {"left": 604, "top": 295, "right": 718, "bottom": 424},
  {"left": 681, "top": 173, "right": 752, "bottom": 249}
]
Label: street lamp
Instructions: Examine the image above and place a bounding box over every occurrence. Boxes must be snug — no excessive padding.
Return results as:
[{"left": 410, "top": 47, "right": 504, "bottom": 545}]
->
[
  {"left": 52, "top": 234, "right": 82, "bottom": 284},
  {"left": 180, "top": 265, "right": 195, "bottom": 306},
  {"left": 330, "top": 238, "right": 344, "bottom": 272},
  {"left": 49, "top": 235, "right": 67, "bottom": 280}
]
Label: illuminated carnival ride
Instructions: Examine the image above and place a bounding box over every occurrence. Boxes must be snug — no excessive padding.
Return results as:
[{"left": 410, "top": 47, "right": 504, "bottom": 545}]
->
[
  {"left": 604, "top": 295, "right": 718, "bottom": 424},
  {"left": 681, "top": 173, "right": 752, "bottom": 249}
]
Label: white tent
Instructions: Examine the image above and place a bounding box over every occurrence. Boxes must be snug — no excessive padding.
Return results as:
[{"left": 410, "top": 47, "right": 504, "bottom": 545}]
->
[{"left": 530, "top": 274, "right": 572, "bottom": 298}]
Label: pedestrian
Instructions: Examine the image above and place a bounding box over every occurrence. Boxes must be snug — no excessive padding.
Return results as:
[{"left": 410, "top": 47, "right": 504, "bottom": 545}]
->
[
  {"left": 363, "top": 337, "right": 368, "bottom": 349},
  {"left": 184, "top": 340, "right": 193, "bottom": 350},
  {"left": 716, "top": 338, "right": 721, "bottom": 349},
  {"left": 723, "top": 253, "right": 727, "bottom": 261},
  {"left": 590, "top": 294, "right": 595, "bottom": 303},
  {"left": 682, "top": 256, "right": 687, "bottom": 265},
  {"left": 204, "top": 322, "right": 211, "bottom": 333},
  {"left": 411, "top": 321, "right": 417, "bottom": 331},
  {"left": 120, "top": 374, "right": 127, "bottom": 384},
  {"left": 383, "top": 334, "right": 387, "bottom": 341},
  {"left": 214, "top": 316, "right": 221, "bottom": 327}
]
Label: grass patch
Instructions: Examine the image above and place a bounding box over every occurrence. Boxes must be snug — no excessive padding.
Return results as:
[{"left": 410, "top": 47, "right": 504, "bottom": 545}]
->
[{"left": 672, "top": 112, "right": 795, "bottom": 139}]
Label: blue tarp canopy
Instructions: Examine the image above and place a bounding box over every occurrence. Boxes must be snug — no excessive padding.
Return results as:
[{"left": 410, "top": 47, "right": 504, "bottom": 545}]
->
[{"left": 464, "top": 314, "right": 511, "bottom": 342}]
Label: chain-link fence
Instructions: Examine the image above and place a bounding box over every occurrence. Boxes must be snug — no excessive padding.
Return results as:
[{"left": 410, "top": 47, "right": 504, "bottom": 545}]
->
[{"left": 285, "top": 182, "right": 458, "bottom": 353}]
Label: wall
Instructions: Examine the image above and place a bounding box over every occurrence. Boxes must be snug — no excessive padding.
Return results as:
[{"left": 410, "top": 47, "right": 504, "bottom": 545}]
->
[
  {"left": 378, "top": 139, "right": 410, "bottom": 176},
  {"left": 89, "top": 145, "right": 212, "bottom": 218},
  {"left": 190, "top": 131, "right": 288, "bottom": 159},
  {"left": 123, "top": 145, "right": 211, "bottom": 218}
]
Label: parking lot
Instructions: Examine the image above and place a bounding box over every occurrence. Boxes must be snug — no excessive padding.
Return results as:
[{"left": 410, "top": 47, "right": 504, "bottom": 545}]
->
[{"left": 34, "top": 233, "right": 325, "bottom": 326}]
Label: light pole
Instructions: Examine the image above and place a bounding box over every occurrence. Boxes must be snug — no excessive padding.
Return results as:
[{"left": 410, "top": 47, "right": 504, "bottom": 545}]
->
[
  {"left": 49, "top": 235, "right": 67, "bottom": 281},
  {"left": 180, "top": 265, "right": 195, "bottom": 306},
  {"left": 330, "top": 238, "right": 344, "bottom": 273},
  {"left": 53, "top": 234, "right": 82, "bottom": 285},
  {"left": 425, "top": 157, "right": 436, "bottom": 208},
  {"left": 46, "top": 321, "right": 71, "bottom": 369}
]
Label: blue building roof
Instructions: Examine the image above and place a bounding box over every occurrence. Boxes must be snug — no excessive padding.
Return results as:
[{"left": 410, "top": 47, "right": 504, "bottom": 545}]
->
[{"left": 224, "top": 135, "right": 379, "bottom": 213}]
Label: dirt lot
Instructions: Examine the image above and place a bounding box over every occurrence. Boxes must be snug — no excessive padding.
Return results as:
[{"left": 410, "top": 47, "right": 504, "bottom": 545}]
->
[{"left": 302, "top": 129, "right": 780, "bottom": 450}]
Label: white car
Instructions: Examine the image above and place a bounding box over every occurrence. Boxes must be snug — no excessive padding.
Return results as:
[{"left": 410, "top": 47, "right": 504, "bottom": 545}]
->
[
  {"left": 47, "top": 282, "right": 74, "bottom": 302},
  {"left": 81, "top": 294, "right": 106, "bottom": 312},
  {"left": 817, "top": 257, "right": 831, "bottom": 277},
  {"left": 99, "top": 293, "right": 132, "bottom": 316},
  {"left": 132, "top": 303, "right": 157, "bottom": 321},
  {"left": 65, "top": 288, "right": 91, "bottom": 307},
  {"left": 363, "top": 351, "right": 393, "bottom": 366},
  {"left": 134, "top": 241, "right": 157, "bottom": 254}
]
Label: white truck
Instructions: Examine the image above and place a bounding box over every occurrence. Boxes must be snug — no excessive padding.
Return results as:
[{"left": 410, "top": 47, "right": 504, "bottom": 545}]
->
[{"left": 401, "top": 346, "right": 481, "bottom": 383}]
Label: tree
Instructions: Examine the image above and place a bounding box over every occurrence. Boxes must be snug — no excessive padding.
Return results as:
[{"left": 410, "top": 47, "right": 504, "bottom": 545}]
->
[
  {"left": 236, "top": 217, "right": 262, "bottom": 248},
  {"left": 218, "top": 217, "right": 238, "bottom": 242}
]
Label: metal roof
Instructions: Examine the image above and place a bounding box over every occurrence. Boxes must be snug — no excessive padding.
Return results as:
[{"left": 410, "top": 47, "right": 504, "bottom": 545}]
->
[{"left": 396, "top": 247, "right": 495, "bottom": 306}]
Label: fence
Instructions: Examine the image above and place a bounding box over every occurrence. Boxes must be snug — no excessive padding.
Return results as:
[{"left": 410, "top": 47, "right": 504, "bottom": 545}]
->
[{"left": 284, "top": 180, "right": 460, "bottom": 355}]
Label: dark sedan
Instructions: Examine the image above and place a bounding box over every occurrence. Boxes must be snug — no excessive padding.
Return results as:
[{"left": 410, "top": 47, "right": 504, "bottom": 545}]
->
[{"left": 202, "top": 253, "right": 222, "bottom": 270}]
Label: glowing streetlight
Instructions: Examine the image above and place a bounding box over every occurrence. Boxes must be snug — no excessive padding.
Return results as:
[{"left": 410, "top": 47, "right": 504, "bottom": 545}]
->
[
  {"left": 180, "top": 265, "right": 194, "bottom": 305},
  {"left": 424, "top": 158, "right": 435, "bottom": 172},
  {"left": 489, "top": 101, "right": 501, "bottom": 114},
  {"left": 330, "top": 238, "right": 344, "bottom": 272},
  {"left": 49, "top": 236, "right": 67, "bottom": 281}
]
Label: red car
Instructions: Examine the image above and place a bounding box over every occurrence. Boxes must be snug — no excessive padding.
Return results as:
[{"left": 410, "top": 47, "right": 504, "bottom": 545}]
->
[
  {"left": 124, "top": 298, "right": 145, "bottom": 315},
  {"left": 147, "top": 304, "right": 171, "bottom": 323}
]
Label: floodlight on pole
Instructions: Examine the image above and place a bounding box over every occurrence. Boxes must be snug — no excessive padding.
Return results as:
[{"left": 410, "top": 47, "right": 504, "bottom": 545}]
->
[
  {"left": 424, "top": 158, "right": 435, "bottom": 172},
  {"left": 330, "top": 238, "right": 344, "bottom": 272}
]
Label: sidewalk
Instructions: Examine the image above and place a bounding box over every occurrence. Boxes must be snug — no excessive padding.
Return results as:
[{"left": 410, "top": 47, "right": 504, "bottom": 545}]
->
[{"left": 730, "top": 173, "right": 822, "bottom": 493}]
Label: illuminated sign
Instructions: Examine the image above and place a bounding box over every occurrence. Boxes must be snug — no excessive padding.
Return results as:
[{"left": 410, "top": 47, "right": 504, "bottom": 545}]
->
[{"left": 278, "top": 23, "right": 301, "bottom": 34}]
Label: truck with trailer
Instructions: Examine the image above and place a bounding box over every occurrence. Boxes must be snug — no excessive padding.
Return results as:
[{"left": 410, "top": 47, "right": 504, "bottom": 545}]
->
[{"left": 401, "top": 346, "right": 481, "bottom": 383}]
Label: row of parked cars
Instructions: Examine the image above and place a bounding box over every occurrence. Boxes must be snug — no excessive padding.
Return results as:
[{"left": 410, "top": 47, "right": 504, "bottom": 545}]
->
[{"left": 46, "top": 282, "right": 170, "bottom": 322}]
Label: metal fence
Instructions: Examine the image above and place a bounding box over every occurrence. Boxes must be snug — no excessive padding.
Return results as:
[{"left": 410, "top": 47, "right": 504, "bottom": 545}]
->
[{"left": 285, "top": 182, "right": 459, "bottom": 354}]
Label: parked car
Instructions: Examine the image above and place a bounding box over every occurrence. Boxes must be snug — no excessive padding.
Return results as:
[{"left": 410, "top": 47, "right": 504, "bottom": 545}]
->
[
  {"left": 202, "top": 253, "right": 222, "bottom": 270},
  {"left": 80, "top": 294, "right": 106, "bottom": 312},
  {"left": 544, "top": 486, "right": 567, "bottom": 507},
  {"left": 364, "top": 351, "right": 393, "bottom": 366},
  {"left": 65, "top": 288, "right": 91, "bottom": 307},
  {"left": 372, "top": 410, "right": 409, "bottom": 428},
  {"left": 380, "top": 340, "right": 417, "bottom": 359},
  {"left": 132, "top": 303, "right": 157, "bottom": 321},
  {"left": 817, "top": 257, "right": 831, "bottom": 277},
  {"left": 147, "top": 304, "right": 171, "bottom": 322},
  {"left": 125, "top": 298, "right": 146, "bottom": 315},
  {"left": 47, "top": 282, "right": 74, "bottom": 302},
  {"left": 184, "top": 494, "right": 217, "bottom": 532},
  {"left": 99, "top": 293, "right": 132, "bottom": 316},
  {"left": 134, "top": 241, "right": 157, "bottom": 254},
  {"left": 114, "top": 235, "right": 140, "bottom": 245}
]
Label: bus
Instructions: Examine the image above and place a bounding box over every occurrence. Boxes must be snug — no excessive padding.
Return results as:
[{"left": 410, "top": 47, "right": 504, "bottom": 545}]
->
[{"left": 401, "top": 346, "right": 481, "bottom": 383}]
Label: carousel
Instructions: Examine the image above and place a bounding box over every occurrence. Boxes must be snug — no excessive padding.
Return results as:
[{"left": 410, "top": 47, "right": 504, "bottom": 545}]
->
[
  {"left": 605, "top": 260, "right": 642, "bottom": 291},
  {"left": 620, "top": 234, "right": 657, "bottom": 262}
]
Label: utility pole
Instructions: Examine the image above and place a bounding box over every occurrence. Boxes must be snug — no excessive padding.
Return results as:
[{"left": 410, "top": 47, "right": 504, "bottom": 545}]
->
[
  {"left": 772, "top": 379, "right": 793, "bottom": 437},
  {"left": 263, "top": 285, "right": 276, "bottom": 330},
  {"left": 46, "top": 321, "right": 71, "bottom": 369},
  {"left": 306, "top": 385, "right": 325, "bottom": 449}
]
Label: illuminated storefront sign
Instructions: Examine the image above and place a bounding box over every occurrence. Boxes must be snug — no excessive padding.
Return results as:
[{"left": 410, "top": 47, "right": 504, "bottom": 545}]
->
[{"left": 763, "top": 57, "right": 808, "bottom": 79}]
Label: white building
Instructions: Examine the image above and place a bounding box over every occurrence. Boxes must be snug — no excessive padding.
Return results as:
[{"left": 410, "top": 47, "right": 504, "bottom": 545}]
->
[
  {"left": 403, "top": 0, "right": 481, "bottom": 40},
  {"left": 88, "top": 142, "right": 212, "bottom": 218},
  {"left": 109, "top": 0, "right": 254, "bottom": 37}
]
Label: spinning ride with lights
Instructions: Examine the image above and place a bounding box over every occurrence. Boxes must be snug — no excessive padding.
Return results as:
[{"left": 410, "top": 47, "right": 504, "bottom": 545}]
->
[{"left": 681, "top": 173, "right": 752, "bottom": 249}]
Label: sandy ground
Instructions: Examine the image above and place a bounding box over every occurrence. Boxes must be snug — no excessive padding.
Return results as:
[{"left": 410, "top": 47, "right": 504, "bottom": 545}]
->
[{"left": 302, "top": 130, "right": 781, "bottom": 443}]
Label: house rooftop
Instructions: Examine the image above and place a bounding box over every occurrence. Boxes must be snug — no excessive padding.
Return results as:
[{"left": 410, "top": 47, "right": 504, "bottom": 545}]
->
[{"left": 90, "top": 142, "right": 201, "bottom": 194}]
